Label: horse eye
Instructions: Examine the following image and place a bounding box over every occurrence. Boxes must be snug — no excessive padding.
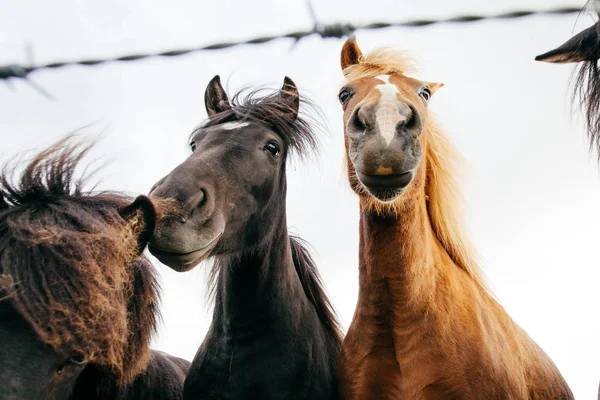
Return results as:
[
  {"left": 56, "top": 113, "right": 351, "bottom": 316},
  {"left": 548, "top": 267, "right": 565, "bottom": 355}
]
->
[
  {"left": 419, "top": 87, "right": 431, "bottom": 102},
  {"left": 338, "top": 88, "right": 353, "bottom": 105},
  {"left": 190, "top": 141, "right": 197, "bottom": 152},
  {"left": 68, "top": 354, "right": 86, "bottom": 367},
  {"left": 56, "top": 354, "right": 85, "bottom": 376},
  {"left": 264, "top": 141, "right": 281, "bottom": 158}
]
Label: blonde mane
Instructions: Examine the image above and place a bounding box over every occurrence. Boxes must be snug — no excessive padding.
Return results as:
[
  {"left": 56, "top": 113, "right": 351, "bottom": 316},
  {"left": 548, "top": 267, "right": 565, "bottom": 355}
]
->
[
  {"left": 424, "top": 118, "right": 486, "bottom": 288},
  {"left": 344, "top": 47, "right": 487, "bottom": 289}
]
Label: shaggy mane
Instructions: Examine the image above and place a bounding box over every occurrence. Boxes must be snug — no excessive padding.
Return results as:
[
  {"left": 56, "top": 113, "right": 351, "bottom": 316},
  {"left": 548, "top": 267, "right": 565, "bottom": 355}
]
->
[
  {"left": 0, "top": 137, "right": 159, "bottom": 385},
  {"left": 198, "top": 87, "right": 321, "bottom": 159},
  {"left": 344, "top": 47, "right": 486, "bottom": 289}
]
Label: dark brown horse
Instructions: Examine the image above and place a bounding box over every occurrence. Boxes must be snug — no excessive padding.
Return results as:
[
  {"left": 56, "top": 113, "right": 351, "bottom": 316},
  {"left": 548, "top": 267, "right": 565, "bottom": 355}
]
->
[
  {"left": 536, "top": 5, "right": 600, "bottom": 157},
  {"left": 335, "top": 37, "right": 573, "bottom": 399},
  {"left": 0, "top": 138, "right": 189, "bottom": 399},
  {"left": 148, "top": 76, "right": 342, "bottom": 399}
]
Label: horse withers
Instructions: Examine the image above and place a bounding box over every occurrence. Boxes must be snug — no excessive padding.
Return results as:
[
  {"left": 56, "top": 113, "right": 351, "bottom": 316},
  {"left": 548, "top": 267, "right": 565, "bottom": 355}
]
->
[
  {"left": 0, "top": 138, "right": 189, "bottom": 399},
  {"left": 148, "top": 76, "right": 342, "bottom": 399}
]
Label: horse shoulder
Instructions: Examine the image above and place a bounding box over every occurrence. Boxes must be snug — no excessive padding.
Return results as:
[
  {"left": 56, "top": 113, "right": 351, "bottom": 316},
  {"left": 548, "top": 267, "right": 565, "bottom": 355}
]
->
[{"left": 120, "top": 350, "right": 189, "bottom": 399}]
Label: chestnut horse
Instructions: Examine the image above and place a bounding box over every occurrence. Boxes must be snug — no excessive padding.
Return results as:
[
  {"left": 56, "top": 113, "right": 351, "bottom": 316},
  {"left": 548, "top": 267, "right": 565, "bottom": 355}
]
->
[
  {"left": 536, "top": 5, "right": 600, "bottom": 157},
  {"left": 0, "top": 138, "right": 189, "bottom": 399},
  {"left": 335, "top": 37, "right": 573, "bottom": 399},
  {"left": 148, "top": 76, "right": 342, "bottom": 399}
]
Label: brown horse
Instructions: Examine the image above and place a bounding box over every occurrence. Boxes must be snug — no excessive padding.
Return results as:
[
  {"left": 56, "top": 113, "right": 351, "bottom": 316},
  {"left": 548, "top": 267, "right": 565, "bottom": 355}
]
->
[
  {"left": 0, "top": 138, "right": 189, "bottom": 399},
  {"left": 536, "top": 5, "right": 600, "bottom": 157},
  {"left": 335, "top": 37, "right": 573, "bottom": 399}
]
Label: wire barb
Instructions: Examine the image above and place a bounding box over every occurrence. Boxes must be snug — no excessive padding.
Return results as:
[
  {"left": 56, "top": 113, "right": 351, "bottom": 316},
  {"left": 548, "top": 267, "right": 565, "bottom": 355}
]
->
[
  {"left": 0, "top": 5, "right": 583, "bottom": 95},
  {"left": 1, "top": 43, "right": 55, "bottom": 99},
  {"left": 306, "top": 0, "right": 319, "bottom": 28},
  {"left": 0, "top": 65, "right": 29, "bottom": 80}
]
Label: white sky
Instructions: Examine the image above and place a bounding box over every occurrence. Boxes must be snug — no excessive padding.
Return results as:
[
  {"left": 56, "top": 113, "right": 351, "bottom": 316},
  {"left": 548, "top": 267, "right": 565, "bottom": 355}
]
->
[{"left": 1, "top": 0, "right": 598, "bottom": 397}]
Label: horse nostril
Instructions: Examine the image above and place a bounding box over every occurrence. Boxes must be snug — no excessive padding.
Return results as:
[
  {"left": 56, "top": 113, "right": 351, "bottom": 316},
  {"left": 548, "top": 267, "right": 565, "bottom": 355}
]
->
[
  {"left": 193, "top": 190, "right": 206, "bottom": 209},
  {"left": 397, "top": 106, "right": 420, "bottom": 132},
  {"left": 149, "top": 177, "right": 166, "bottom": 196},
  {"left": 403, "top": 113, "right": 414, "bottom": 129},
  {"left": 181, "top": 190, "right": 207, "bottom": 222},
  {"left": 352, "top": 109, "right": 368, "bottom": 133}
]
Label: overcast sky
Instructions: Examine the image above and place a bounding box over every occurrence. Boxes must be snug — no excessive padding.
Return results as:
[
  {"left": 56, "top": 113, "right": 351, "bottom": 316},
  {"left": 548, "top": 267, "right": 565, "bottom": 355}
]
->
[{"left": 1, "top": 0, "right": 598, "bottom": 397}]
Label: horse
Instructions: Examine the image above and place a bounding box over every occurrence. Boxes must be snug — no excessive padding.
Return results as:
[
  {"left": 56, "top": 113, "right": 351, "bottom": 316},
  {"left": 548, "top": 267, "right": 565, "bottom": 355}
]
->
[
  {"left": 148, "top": 75, "right": 342, "bottom": 399},
  {"left": 0, "top": 137, "right": 189, "bottom": 399},
  {"left": 335, "top": 37, "right": 573, "bottom": 399},
  {"left": 535, "top": 5, "right": 600, "bottom": 157}
]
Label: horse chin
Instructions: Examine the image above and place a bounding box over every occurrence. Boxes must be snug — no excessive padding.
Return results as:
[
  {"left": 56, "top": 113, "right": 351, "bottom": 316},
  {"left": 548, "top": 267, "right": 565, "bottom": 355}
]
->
[
  {"left": 356, "top": 170, "right": 413, "bottom": 202},
  {"left": 366, "top": 187, "right": 405, "bottom": 203},
  {"left": 149, "top": 234, "right": 222, "bottom": 272}
]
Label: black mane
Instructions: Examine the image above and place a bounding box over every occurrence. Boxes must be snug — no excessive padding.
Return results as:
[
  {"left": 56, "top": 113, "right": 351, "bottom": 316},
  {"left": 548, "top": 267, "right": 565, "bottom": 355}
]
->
[
  {"left": 289, "top": 235, "right": 343, "bottom": 343},
  {"left": 572, "top": 35, "right": 600, "bottom": 159}
]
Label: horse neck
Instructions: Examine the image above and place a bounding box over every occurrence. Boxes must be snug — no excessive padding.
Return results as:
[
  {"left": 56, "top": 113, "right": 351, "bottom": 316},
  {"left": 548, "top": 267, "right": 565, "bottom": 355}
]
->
[
  {"left": 212, "top": 212, "right": 308, "bottom": 333},
  {"left": 358, "top": 190, "right": 442, "bottom": 306}
]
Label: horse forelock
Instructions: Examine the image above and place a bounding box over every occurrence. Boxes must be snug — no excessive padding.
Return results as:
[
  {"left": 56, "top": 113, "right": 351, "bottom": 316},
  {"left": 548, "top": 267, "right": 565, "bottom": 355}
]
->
[
  {"left": 341, "top": 46, "right": 420, "bottom": 82},
  {"left": 196, "top": 86, "right": 322, "bottom": 161}
]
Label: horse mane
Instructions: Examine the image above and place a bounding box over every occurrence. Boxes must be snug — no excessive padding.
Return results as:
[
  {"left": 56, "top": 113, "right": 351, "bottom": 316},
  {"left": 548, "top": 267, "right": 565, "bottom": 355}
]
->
[
  {"left": 198, "top": 87, "right": 321, "bottom": 159},
  {"left": 423, "top": 119, "right": 486, "bottom": 287},
  {"left": 289, "top": 235, "right": 343, "bottom": 343},
  {"left": 572, "top": 39, "right": 600, "bottom": 159},
  {"left": 0, "top": 137, "right": 160, "bottom": 385},
  {"left": 343, "top": 47, "right": 487, "bottom": 289},
  {"left": 206, "top": 235, "right": 343, "bottom": 342}
]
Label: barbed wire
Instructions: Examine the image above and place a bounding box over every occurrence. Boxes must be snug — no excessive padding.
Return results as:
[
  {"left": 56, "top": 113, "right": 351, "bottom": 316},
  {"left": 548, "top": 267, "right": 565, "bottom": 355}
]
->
[{"left": 0, "top": 5, "right": 582, "bottom": 96}]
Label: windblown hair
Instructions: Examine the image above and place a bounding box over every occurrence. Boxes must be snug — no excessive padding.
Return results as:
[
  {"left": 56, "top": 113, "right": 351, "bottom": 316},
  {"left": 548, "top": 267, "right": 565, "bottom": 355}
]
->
[
  {"left": 199, "top": 88, "right": 321, "bottom": 159},
  {"left": 0, "top": 137, "right": 159, "bottom": 385},
  {"left": 572, "top": 26, "right": 600, "bottom": 159},
  {"left": 343, "top": 47, "right": 486, "bottom": 288},
  {"left": 342, "top": 46, "right": 420, "bottom": 80},
  {"left": 289, "top": 235, "right": 343, "bottom": 343}
]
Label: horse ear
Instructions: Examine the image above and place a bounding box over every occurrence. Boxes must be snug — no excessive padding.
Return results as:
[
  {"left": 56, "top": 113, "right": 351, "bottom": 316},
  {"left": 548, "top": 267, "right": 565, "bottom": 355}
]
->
[
  {"left": 205, "top": 75, "right": 232, "bottom": 118},
  {"left": 536, "top": 24, "right": 600, "bottom": 63},
  {"left": 119, "top": 195, "right": 156, "bottom": 255},
  {"left": 280, "top": 76, "right": 300, "bottom": 120},
  {"left": 341, "top": 36, "right": 364, "bottom": 74},
  {"left": 428, "top": 82, "right": 445, "bottom": 95}
]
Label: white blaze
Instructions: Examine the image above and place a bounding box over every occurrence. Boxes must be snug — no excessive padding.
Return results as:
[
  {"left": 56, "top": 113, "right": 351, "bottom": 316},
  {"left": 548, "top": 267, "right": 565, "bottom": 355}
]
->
[
  {"left": 220, "top": 121, "right": 251, "bottom": 130},
  {"left": 375, "top": 75, "right": 404, "bottom": 146}
]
